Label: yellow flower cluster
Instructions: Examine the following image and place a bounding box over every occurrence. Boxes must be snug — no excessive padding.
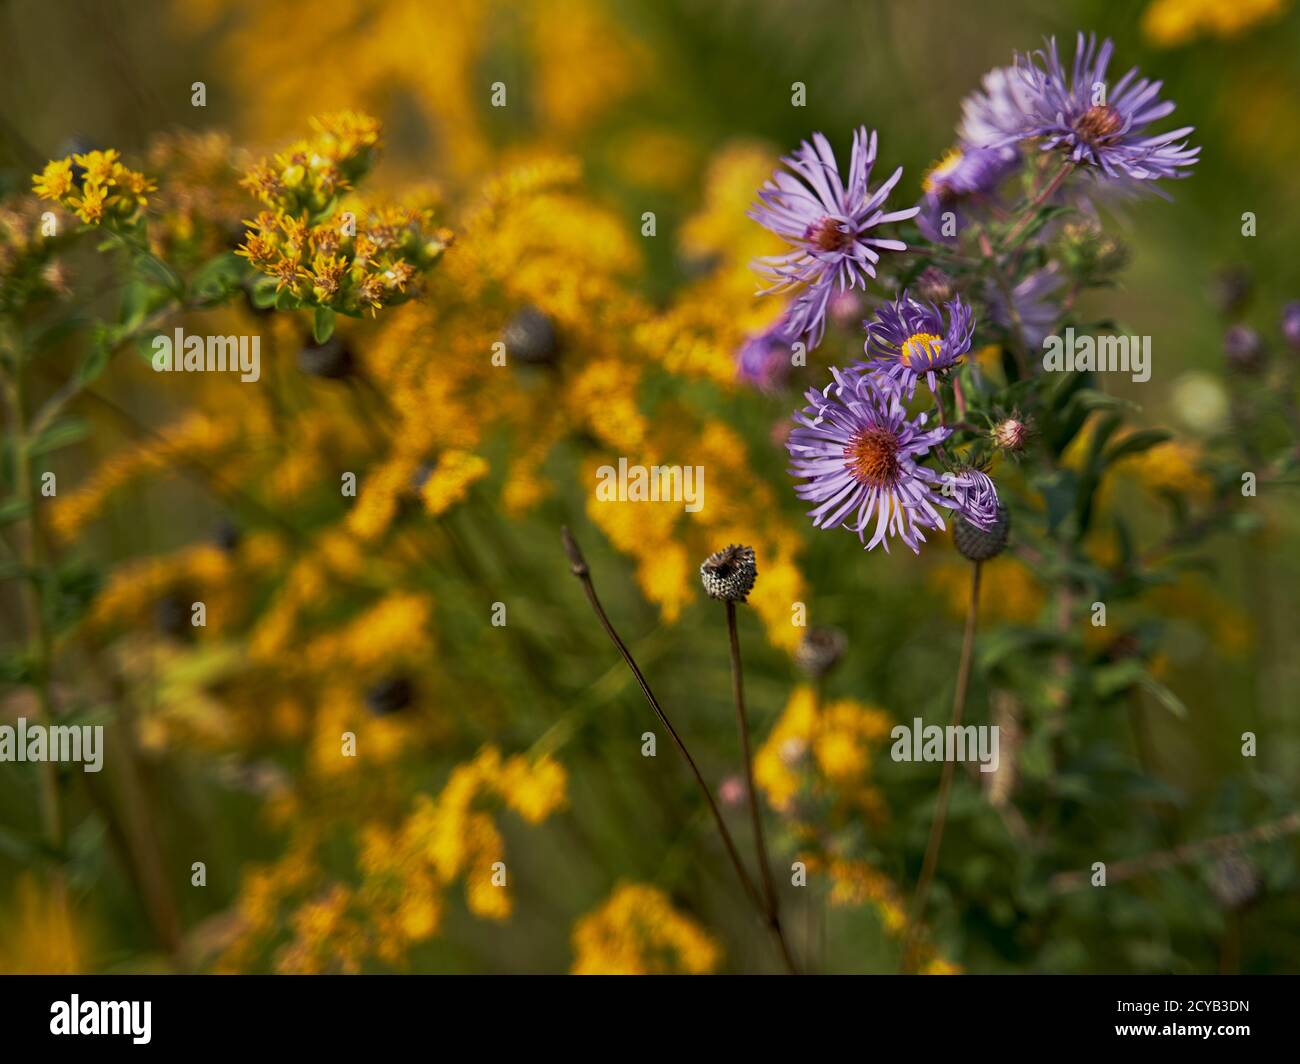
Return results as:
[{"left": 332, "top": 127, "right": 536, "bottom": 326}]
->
[
  {"left": 755, "top": 685, "right": 892, "bottom": 815},
  {"left": 1142, "top": 0, "right": 1289, "bottom": 46},
  {"left": 240, "top": 111, "right": 381, "bottom": 218},
  {"left": 1123, "top": 437, "right": 1212, "bottom": 501},
  {"left": 570, "top": 882, "right": 721, "bottom": 974},
  {"left": 32, "top": 149, "right": 154, "bottom": 226},
  {"left": 237, "top": 113, "right": 451, "bottom": 315}
]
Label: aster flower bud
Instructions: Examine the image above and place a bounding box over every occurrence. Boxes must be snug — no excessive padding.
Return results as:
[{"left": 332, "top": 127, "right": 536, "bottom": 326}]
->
[
  {"left": 954, "top": 501, "right": 1010, "bottom": 562},
  {"left": 718, "top": 775, "right": 747, "bottom": 807},
  {"left": 1210, "top": 266, "right": 1252, "bottom": 319},
  {"left": 916, "top": 266, "right": 954, "bottom": 304},
  {"left": 992, "top": 417, "right": 1029, "bottom": 453},
  {"left": 297, "top": 336, "right": 356, "bottom": 379},
  {"left": 1208, "top": 850, "right": 1259, "bottom": 911},
  {"left": 795, "top": 626, "right": 847, "bottom": 678},
  {"left": 700, "top": 544, "right": 757, "bottom": 603},
  {"left": 501, "top": 305, "right": 559, "bottom": 365},
  {"left": 365, "top": 675, "right": 414, "bottom": 716},
  {"left": 1223, "top": 324, "right": 1267, "bottom": 374},
  {"left": 1281, "top": 301, "right": 1300, "bottom": 352}
]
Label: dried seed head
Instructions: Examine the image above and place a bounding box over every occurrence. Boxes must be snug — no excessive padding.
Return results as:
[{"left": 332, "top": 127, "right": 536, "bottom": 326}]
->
[
  {"left": 795, "top": 626, "right": 847, "bottom": 678},
  {"left": 213, "top": 519, "right": 242, "bottom": 553},
  {"left": 1223, "top": 324, "right": 1267, "bottom": 374},
  {"left": 1210, "top": 266, "right": 1252, "bottom": 319},
  {"left": 297, "top": 336, "right": 356, "bottom": 379},
  {"left": 700, "top": 544, "right": 757, "bottom": 603},
  {"left": 365, "top": 675, "right": 414, "bottom": 717},
  {"left": 953, "top": 501, "right": 1010, "bottom": 562},
  {"left": 501, "top": 305, "right": 559, "bottom": 365},
  {"left": 916, "top": 265, "right": 955, "bottom": 305}
]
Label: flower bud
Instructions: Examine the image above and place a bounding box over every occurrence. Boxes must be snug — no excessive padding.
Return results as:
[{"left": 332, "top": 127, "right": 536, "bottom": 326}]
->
[
  {"left": 795, "top": 626, "right": 847, "bottom": 678},
  {"left": 916, "top": 266, "right": 954, "bottom": 305},
  {"left": 1281, "top": 301, "right": 1300, "bottom": 352},
  {"left": 953, "top": 502, "right": 1010, "bottom": 562},
  {"left": 992, "top": 417, "right": 1029, "bottom": 454},
  {"left": 1223, "top": 324, "right": 1266, "bottom": 374}
]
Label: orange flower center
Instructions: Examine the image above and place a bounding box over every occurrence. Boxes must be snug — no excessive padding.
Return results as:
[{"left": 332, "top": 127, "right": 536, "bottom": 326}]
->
[
  {"left": 1075, "top": 104, "right": 1123, "bottom": 144},
  {"left": 845, "top": 427, "right": 900, "bottom": 487},
  {"left": 806, "top": 216, "right": 852, "bottom": 252}
]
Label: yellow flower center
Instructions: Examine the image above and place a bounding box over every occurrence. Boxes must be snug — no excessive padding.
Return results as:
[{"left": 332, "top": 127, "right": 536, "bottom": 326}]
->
[
  {"left": 922, "top": 148, "right": 963, "bottom": 194},
  {"left": 900, "top": 332, "right": 943, "bottom": 367}
]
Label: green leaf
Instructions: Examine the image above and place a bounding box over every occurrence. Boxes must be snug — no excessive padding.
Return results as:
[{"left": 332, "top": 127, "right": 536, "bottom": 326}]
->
[
  {"left": 134, "top": 252, "right": 184, "bottom": 298},
  {"left": 1140, "top": 675, "right": 1189, "bottom": 719},
  {"left": 30, "top": 416, "right": 89, "bottom": 457},
  {"left": 77, "top": 335, "right": 112, "bottom": 385},
  {"left": 190, "top": 251, "right": 246, "bottom": 305},
  {"left": 250, "top": 276, "right": 280, "bottom": 308},
  {"left": 313, "top": 306, "right": 336, "bottom": 344},
  {"left": 0, "top": 497, "right": 31, "bottom": 526},
  {"left": 1102, "top": 429, "right": 1172, "bottom": 467}
]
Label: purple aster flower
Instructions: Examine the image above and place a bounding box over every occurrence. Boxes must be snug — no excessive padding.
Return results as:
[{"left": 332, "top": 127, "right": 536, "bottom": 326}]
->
[
  {"left": 861, "top": 291, "right": 976, "bottom": 398},
  {"left": 958, "top": 66, "right": 1039, "bottom": 151},
  {"left": 736, "top": 322, "right": 796, "bottom": 393},
  {"left": 786, "top": 368, "right": 951, "bottom": 553},
  {"left": 1282, "top": 301, "right": 1300, "bottom": 351},
  {"left": 986, "top": 264, "right": 1065, "bottom": 349},
  {"left": 1004, "top": 33, "right": 1199, "bottom": 184},
  {"left": 917, "top": 145, "right": 1019, "bottom": 244},
  {"left": 944, "top": 468, "right": 1000, "bottom": 530},
  {"left": 749, "top": 128, "right": 919, "bottom": 351}
]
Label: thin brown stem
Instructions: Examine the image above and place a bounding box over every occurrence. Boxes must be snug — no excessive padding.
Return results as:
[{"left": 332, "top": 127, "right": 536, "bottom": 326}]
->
[
  {"left": 901, "top": 560, "right": 981, "bottom": 972},
  {"left": 559, "top": 529, "right": 775, "bottom": 929},
  {"left": 725, "top": 600, "right": 799, "bottom": 975},
  {"left": 1050, "top": 811, "right": 1300, "bottom": 894}
]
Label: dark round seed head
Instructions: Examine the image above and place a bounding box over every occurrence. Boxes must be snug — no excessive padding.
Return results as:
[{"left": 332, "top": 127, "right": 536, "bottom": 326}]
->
[
  {"left": 1223, "top": 324, "right": 1267, "bottom": 374},
  {"left": 365, "top": 675, "right": 414, "bottom": 717},
  {"left": 700, "top": 544, "right": 758, "bottom": 603},
  {"left": 953, "top": 502, "right": 1010, "bottom": 562},
  {"left": 501, "top": 306, "right": 559, "bottom": 365},
  {"left": 297, "top": 337, "right": 356, "bottom": 379},
  {"left": 213, "top": 520, "right": 242, "bottom": 553},
  {"left": 795, "top": 626, "right": 847, "bottom": 678},
  {"left": 155, "top": 593, "right": 192, "bottom": 638}
]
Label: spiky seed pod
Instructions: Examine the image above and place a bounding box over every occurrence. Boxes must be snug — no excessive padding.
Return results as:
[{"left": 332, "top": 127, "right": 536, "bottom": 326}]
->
[
  {"left": 795, "top": 626, "right": 847, "bottom": 678},
  {"left": 501, "top": 306, "right": 559, "bottom": 365},
  {"left": 365, "top": 675, "right": 414, "bottom": 717},
  {"left": 297, "top": 336, "right": 355, "bottom": 379},
  {"left": 954, "top": 502, "right": 1010, "bottom": 562},
  {"left": 700, "top": 544, "right": 757, "bottom": 603}
]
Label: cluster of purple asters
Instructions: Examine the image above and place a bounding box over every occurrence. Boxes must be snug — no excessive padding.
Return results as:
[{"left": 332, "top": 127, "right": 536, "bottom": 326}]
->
[{"left": 746, "top": 32, "right": 1200, "bottom": 554}]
